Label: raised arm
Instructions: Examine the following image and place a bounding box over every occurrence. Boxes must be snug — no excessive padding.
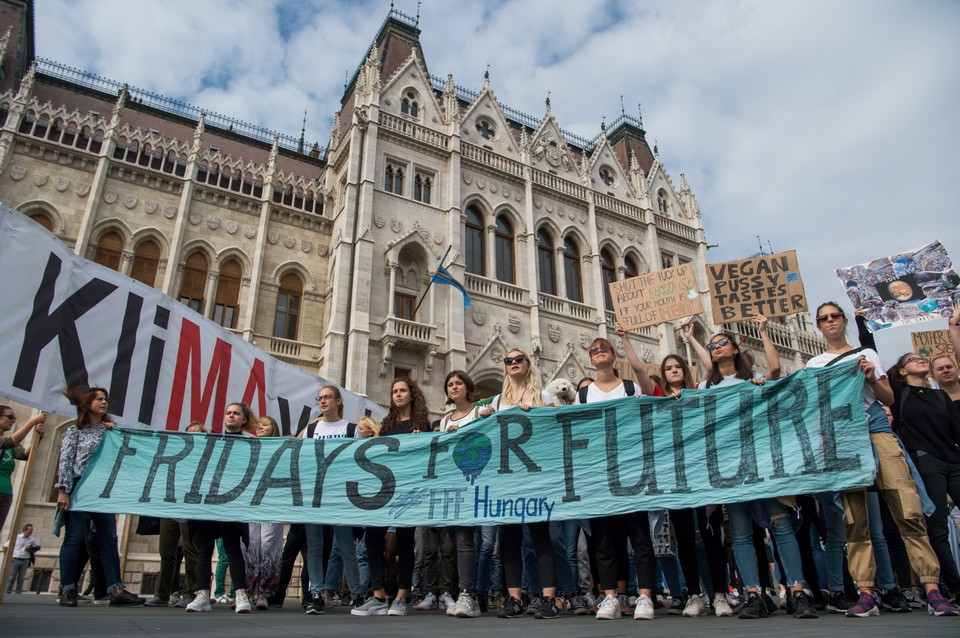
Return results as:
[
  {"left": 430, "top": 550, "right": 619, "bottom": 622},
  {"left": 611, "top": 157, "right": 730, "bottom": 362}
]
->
[
  {"left": 4, "top": 412, "right": 45, "bottom": 449},
  {"left": 755, "top": 314, "right": 781, "bottom": 380},
  {"left": 614, "top": 322, "right": 656, "bottom": 396},
  {"left": 950, "top": 302, "right": 960, "bottom": 362},
  {"left": 682, "top": 322, "right": 713, "bottom": 382}
]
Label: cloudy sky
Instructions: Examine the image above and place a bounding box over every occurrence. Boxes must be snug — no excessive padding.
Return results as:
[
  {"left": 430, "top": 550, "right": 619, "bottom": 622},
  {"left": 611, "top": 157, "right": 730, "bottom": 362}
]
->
[{"left": 37, "top": 0, "right": 959, "bottom": 367}]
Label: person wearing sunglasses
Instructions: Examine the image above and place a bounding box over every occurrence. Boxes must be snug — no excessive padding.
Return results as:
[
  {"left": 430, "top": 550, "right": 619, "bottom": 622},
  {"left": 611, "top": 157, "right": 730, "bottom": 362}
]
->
[
  {"left": 883, "top": 347, "right": 960, "bottom": 615},
  {"left": 698, "top": 320, "right": 818, "bottom": 619},
  {"left": 578, "top": 328, "right": 658, "bottom": 621},
  {"left": 478, "top": 348, "right": 559, "bottom": 619},
  {"left": 0, "top": 407, "right": 45, "bottom": 531},
  {"left": 806, "top": 302, "right": 956, "bottom": 617}
]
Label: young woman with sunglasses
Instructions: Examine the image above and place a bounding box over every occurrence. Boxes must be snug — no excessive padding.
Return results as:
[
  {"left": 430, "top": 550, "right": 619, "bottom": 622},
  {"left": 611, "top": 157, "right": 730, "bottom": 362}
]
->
[
  {"left": 885, "top": 348, "right": 960, "bottom": 613},
  {"left": 700, "top": 320, "right": 819, "bottom": 619},
  {"left": 478, "top": 348, "right": 559, "bottom": 619},
  {"left": 582, "top": 328, "right": 658, "bottom": 621},
  {"left": 806, "top": 303, "right": 956, "bottom": 616},
  {"left": 352, "top": 377, "right": 430, "bottom": 617}
]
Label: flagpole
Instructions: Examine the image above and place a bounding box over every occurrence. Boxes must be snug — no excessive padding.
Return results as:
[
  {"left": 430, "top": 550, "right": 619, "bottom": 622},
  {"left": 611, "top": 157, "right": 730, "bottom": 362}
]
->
[{"left": 411, "top": 245, "right": 452, "bottom": 321}]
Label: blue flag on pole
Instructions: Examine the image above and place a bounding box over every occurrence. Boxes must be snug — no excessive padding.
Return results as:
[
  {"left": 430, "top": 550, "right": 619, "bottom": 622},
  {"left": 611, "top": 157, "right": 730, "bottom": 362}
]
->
[{"left": 432, "top": 264, "right": 471, "bottom": 307}]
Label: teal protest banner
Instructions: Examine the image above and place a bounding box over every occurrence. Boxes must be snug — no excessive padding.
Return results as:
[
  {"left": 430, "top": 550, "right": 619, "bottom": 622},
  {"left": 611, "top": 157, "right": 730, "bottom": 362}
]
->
[{"left": 71, "top": 362, "right": 874, "bottom": 526}]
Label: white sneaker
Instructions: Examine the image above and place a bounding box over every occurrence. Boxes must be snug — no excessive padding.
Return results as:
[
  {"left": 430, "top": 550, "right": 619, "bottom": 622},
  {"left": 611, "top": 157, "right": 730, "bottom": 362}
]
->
[
  {"left": 452, "top": 591, "right": 481, "bottom": 618},
  {"left": 683, "top": 593, "right": 708, "bottom": 617},
  {"left": 388, "top": 597, "right": 408, "bottom": 616},
  {"left": 439, "top": 591, "right": 456, "bottom": 611},
  {"left": 214, "top": 593, "right": 234, "bottom": 605},
  {"left": 415, "top": 592, "right": 437, "bottom": 610},
  {"left": 186, "top": 590, "right": 211, "bottom": 613},
  {"left": 234, "top": 589, "right": 252, "bottom": 613},
  {"left": 713, "top": 594, "right": 733, "bottom": 617},
  {"left": 633, "top": 594, "right": 655, "bottom": 620},
  {"left": 255, "top": 596, "right": 269, "bottom": 610},
  {"left": 596, "top": 594, "right": 622, "bottom": 620}
]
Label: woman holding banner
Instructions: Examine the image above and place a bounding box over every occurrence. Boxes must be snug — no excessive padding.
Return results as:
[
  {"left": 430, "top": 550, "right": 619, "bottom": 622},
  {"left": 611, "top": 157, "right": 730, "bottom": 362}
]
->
[
  {"left": 477, "top": 348, "right": 559, "bottom": 619},
  {"left": 352, "top": 377, "right": 430, "bottom": 617},
  {"left": 243, "top": 416, "right": 284, "bottom": 611},
  {"left": 582, "top": 327, "right": 658, "bottom": 621},
  {"left": 55, "top": 387, "right": 145, "bottom": 608},
  {"left": 0, "top": 407, "right": 45, "bottom": 530},
  {"left": 699, "top": 326, "right": 819, "bottom": 620},
  {"left": 807, "top": 303, "right": 956, "bottom": 617},
  {"left": 186, "top": 402, "right": 253, "bottom": 613}
]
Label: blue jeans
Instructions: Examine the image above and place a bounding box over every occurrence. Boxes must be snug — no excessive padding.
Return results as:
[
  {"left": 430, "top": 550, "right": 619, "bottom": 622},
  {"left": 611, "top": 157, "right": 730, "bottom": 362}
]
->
[
  {"left": 727, "top": 500, "right": 805, "bottom": 590},
  {"left": 866, "top": 491, "right": 896, "bottom": 590},
  {"left": 306, "top": 525, "right": 363, "bottom": 598},
  {"left": 59, "top": 510, "right": 123, "bottom": 593},
  {"left": 474, "top": 526, "right": 497, "bottom": 594},
  {"left": 815, "top": 493, "right": 847, "bottom": 591},
  {"left": 549, "top": 521, "right": 577, "bottom": 594},
  {"left": 658, "top": 555, "right": 684, "bottom": 595}
]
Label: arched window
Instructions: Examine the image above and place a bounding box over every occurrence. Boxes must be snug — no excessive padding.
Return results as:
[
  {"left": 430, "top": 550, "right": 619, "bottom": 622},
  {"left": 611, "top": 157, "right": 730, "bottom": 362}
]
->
[
  {"left": 564, "top": 237, "right": 583, "bottom": 302},
  {"left": 273, "top": 272, "right": 302, "bottom": 340},
  {"left": 213, "top": 259, "right": 242, "bottom": 329},
  {"left": 130, "top": 240, "right": 160, "bottom": 287},
  {"left": 464, "top": 206, "right": 485, "bottom": 276},
  {"left": 400, "top": 91, "right": 420, "bottom": 118},
  {"left": 178, "top": 252, "right": 208, "bottom": 313},
  {"left": 537, "top": 229, "right": 556, "bottom": 296},
  {"left": 494, "top": 215, "right": 515, "bottom": 284},
  {"left": 93, "top": 231, "right": 124, "bottom": 271},
  {"left": 657, "top": 189, "right": 669, "bottom": 215},
  {"left": 384, "top": 164, "right": 404, "bottom": 195},
  {"left": 414, "top": 173, "right": 432, "bottom": 204},
  {"left": 600, "top": 248, "right": 616, "bottom": 311},
  {"left": 28, "top": 213, "right": 53, "bottom": 232},
  {"left": 624, "top": 255, "right": 639, "bottom": 279}
]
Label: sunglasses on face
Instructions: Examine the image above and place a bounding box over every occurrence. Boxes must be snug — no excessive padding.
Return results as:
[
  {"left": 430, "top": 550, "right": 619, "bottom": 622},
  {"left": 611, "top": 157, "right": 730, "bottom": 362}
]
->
[
  {"left": 706, "top": 337, "right": 730, "bottom": 351},
  {"left": 817, "top": 312, "right": 844, "bottom": 324},
  {"left": 503, "top": 355, "right": 526, "bottom": 366},
  {"left": 589, "top": 344, "right": 611, "bottom": 356}
]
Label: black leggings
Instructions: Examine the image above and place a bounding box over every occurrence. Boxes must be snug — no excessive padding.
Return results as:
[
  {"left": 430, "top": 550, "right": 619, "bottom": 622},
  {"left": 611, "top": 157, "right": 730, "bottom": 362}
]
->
[
  {"left": 190, "top": 520, "right": 246, "bottom": 593},
  {"left": 670, "top": 506, "right": 727, "bottom": 596},
  {"left": 365, "top": 526, "right": 414, "bottom": 592},
  {"left": 502, "top": 522, "right": 555, "bottom": 590}
]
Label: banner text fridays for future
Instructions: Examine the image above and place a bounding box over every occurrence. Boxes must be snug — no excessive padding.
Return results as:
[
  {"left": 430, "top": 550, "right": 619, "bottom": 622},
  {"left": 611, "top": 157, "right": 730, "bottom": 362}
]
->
[
  {"left": 0, "top": 203, "right": 384, "bottom": 432},
  {"left": 71, "top": 363, "right": 875, "bottom": 526}
]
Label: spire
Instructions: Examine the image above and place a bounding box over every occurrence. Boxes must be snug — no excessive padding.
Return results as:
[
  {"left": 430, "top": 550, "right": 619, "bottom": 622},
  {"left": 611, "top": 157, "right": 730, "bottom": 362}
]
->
[
  {"left": 620, "top": 95, "right": 625, "bottom": 118},
  {"left": 298, "top": 110, "right": 306, "bottom": 154},
  {"left": 110, "top": 84, "right": 128, "bottom": 128},
  {"left": 442, "top": 72, "right": 460, "bottom": 124},
  {"left": 545, "top": 90, "right": 551, "bottom": 116},
  {"left": 189, "top": 113, "right": 206, "bottom": 162},
  {"left": 268, "top": 135, "right": 279, "bottom": 172},
  {"left": 0, "top": 27, "right": 11, "bottom": 62},
  {"left": 483, "top": 64, "right": 490, "bottom": 91},
  {"left": 14, "top": 61, "right": 36, "bottom": 102},
  {"left": 637, "top": 103, "right": 644, "bottom": 129},
  {"left": 329, "top": 110, "right": 342, "bottom": 151},
  {"left": 600, "top": 115, "right": 606, "bottom": 134}
]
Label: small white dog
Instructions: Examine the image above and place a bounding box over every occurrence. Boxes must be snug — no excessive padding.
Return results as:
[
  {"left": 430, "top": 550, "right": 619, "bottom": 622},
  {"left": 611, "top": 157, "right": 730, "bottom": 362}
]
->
[{"left": 545, "top": 377, "right": 576, "bottom": 405}]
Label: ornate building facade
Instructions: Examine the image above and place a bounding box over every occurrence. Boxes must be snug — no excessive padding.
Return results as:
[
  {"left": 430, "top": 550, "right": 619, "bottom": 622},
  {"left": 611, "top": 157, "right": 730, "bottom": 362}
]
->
[{"left": 0, "top": 3, "right": 823, "bottom": 592}]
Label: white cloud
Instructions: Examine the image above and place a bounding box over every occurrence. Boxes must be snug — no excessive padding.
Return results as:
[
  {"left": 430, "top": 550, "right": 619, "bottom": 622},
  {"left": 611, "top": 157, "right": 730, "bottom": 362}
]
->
[{"left": 36, "top": 0, "right": 959, "bottom": 366}]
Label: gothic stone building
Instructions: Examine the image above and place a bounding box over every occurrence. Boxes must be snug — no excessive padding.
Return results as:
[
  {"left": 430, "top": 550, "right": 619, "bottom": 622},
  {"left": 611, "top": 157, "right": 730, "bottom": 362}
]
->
[{"left": 0, "top": 3, "right": 823, "bottom": 594}]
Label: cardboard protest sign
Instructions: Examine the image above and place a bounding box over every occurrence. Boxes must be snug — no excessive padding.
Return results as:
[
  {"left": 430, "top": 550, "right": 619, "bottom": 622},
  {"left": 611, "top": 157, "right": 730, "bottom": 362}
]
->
[
  {"left": 837, "top": 240, "right": 960, "bottom": 331},
  {"left": 911, "top": 329, "right": 956, "bottom": 366},
  {"left": 609, "top": 263, "right": 703, "bottom": 330},
  {"left": 706, "top": 251, "right": 807, "bottom": 322}
]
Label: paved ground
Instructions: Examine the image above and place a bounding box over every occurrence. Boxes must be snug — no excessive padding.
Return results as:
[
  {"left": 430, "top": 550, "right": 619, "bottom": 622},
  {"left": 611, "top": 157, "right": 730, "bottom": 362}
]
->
[{"left": 2, "top": 593, "right": 959, "bottom": 638}]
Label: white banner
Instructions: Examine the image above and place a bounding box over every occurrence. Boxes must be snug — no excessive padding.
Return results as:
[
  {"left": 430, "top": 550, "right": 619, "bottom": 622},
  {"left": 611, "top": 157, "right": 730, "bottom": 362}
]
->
[{"left": 0, "top": 203, "right": 384, "bottom": 433}]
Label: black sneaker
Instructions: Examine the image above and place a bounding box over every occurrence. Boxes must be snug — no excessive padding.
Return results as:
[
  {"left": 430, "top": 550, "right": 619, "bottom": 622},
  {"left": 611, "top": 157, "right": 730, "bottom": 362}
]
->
[
  {"left": 498, "top": 596, "right": 524, "bottom": 619},
  {"left": 110, "top": 589, "right": 146, "bottom": 606},
  {"left": 761, "top": 592, "right": 779, "bottom": 615},
  {"left": 826, "top": 590, "right": 853, "bottom": 614},
  {"left": 739, "top": 592, "right": 769, "bottom": 620},
  {"left": 305, "top": 601, "right": 324, "bottom": 615},
  {"left": 535, "top": 597, "right": 560, "bottom": 619},
  {"left": 60, "top": 588, "right": 78, "bottom": 607},
  {"left": 526, "top": 595, "right": 541, "bottom": 615},
  {"left": 351, "top": 595, "right": 366, "bottom": 609},
  {"left": 881, "top": 589, "right": 911, "bottom": 613},
  {"left": 792, "top": 591, "right": 818, "bottom": 619},
  {"left": 301, "top": 592, "right": 314, "bottom": 610}
]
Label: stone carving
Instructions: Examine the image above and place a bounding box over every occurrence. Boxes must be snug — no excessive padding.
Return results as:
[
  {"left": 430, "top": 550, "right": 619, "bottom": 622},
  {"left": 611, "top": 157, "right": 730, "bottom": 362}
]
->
[
  {"left": 75, "top": 183, "right": 90, "bottom": 197},
  {"left": 390, "top": 219, "right": 402, "bottom": 233},
  {"left": 55, "top": 177, "right": 70, "bottom": 192},
  {"left": 268, "top": 231, "right": 279, "bottom": 245},
  {"left": 244, "top": 225, "right": 256, "bottom": 239},
  {"left": 557, "top": 206, "right": 565, "bottom": 218},
  {"left": 318, "top": 244, "right": 329, "bottom": 257},
  {"left": 477, "top": 178, "right": 485, "bottom": 189},
  {"left": 283, "top": 235, "right": 296, "bottom": 249},
  {"left": 144, "top": 200, "right": 158, "bottom": 214},
  {"left": 508, "top": 314, "right": 520, "bottom": 333},
  {"left": 226, "top": 221, "right": 239, "bottom": 234},
  {"left": 579, "top": 212, "right": 587, "bottom": 224},
  {"left": 502, "top": 187, "right": 510, "bottom": 198},
  {"left": 374, "top": 213, "right": 385, "bottom": 228},
  {"left": 433, "top": 232, "right": 443, "bottom": 245},
  {"left": 534, "top": 197, "right": 542, "bottom": 209},
  {"left": 103, "top": 190, "right": 118, "bottom": 204},
  {"left": 515, "top": 192, "right": 522, "bottom": 202},
  {"left": 567, "top": 366, "right": 577, "bottom": 379},
  {"left": 642, "top": 348, "right": 654, "bottom": 363},
  {"left": 489, "top": 183, "right": 498, "bottom": 194},
  {"left": 301, "top": 239, "right": 313, "bottom": 253},
  {"left": 472, "top": 306, "right": 486, "bottom": 326},
  {"left": 490, "top": 347, "right": 503, "bottom": 363},
  {"left": 616, "top": 341, "right": 626, "bottom": 356},
  {"left": 548, "top": 323, "right": 561, "bottom": 343},
  {"left": 207, "top": 215, "right": 220, "bottom": 230},
  {"left": 9, "top": 165, "right": 25, "bottom": 181},
  {"left": 124, "top": 195, "right": 138, "bottom": 209},
  {"left": 188, "top": 212, "right": 201, "bottom": 225},
  {"left": 579, "top": 332, "right": 591, "bottom": 348},
  {"left": 462, "top": 172, "right": 472, "bottom": 185},
  {"left": 164, "top": 205, "right": 177, "bottom": 219},
  {"left": 33, "top": 172, "right": 48, "bottom": 187}
]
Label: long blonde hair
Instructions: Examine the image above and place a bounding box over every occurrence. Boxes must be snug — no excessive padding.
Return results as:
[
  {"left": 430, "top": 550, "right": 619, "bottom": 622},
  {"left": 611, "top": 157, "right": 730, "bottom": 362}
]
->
[{"left": 501, "top": 347, "right": 544, "bottom": 407}]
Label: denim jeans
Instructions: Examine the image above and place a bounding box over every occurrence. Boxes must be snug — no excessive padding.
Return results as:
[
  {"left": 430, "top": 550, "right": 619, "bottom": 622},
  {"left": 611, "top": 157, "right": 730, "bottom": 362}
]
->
[
  {"left": 59, "top": 510, "right": 123, "bottom": 593},
  {"left": 727, "top": 500, "right": 805, "bottom": 590},
  {"left": 549, "top": 521, "right": 577, "bottom": 594},
  {"left": 866, "top": 491, "right": 896, "bottom": 590},
  {"left": 474, "top": 525, "right": 497, "bottom": 594},
  {"left": 815, "top": 493, "right": 847, "bottom": 591},
  {"left": 307, "top": 524, "right": 363, "bottom": 598},
  {"left": 658, "top": 555, "right": 684, "bottom": 595}
]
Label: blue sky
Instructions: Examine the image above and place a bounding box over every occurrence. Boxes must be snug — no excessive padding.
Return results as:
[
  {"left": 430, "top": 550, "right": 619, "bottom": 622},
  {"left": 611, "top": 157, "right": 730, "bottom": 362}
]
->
[{"left": 36, "top": 0, "right": 960, "bottom": 367}]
